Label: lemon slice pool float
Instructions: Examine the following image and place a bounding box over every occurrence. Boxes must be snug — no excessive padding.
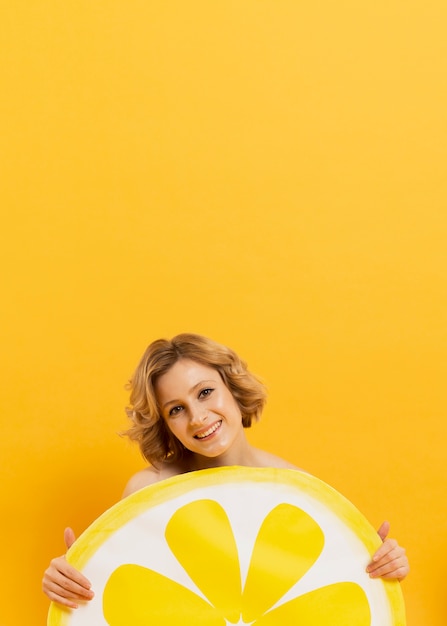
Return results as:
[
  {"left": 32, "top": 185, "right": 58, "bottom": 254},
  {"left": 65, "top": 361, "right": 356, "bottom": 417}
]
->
[{"left": 47, "top": 467, "right": 405, "bottom": 626}]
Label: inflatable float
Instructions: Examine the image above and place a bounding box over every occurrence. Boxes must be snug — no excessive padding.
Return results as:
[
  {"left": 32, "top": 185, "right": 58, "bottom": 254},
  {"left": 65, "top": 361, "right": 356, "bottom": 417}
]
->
[{"left": 47, "top": 467, "right": 405, "bottom": 625}]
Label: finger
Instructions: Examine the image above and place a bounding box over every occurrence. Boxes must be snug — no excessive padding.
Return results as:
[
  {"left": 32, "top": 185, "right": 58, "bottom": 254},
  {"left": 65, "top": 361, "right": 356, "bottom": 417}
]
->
[
  {"left": 377, "top": 520, "right": 390, "bottom": 542},
  {"left": 371, "top": 537, "right": 398, "bottom": 563},
  {"left": 64, "top": 527, "right": 77, "bottom": 549},
  {"left": 367, "top": 549, "right": 399, "bottom": 574},
  {"left": 366, "top": 543, "right": 409, "bottom": 580},
  {"left": 366, "top": 540, "right": 397, "bottom": 573},
  {"left": 43, "top": 571, "right": 95, "bottom": 607},
  {"left": 367, "top": 559, "right": 409, "bottom": 580},
  {"left": 44, "top": 578, "right": 94, "bottom": 607},
  {"left": 43, "top": 571, "right": 95, "bottom": 602},
  {"left": 44, "top": 557, "right": 93, "bottom": 593},
  {"left": 44, "top": 588, "right": 80, "bottom": 610},
  {"left": 57, "top": 565, "right": 92, "bottom": 593}
]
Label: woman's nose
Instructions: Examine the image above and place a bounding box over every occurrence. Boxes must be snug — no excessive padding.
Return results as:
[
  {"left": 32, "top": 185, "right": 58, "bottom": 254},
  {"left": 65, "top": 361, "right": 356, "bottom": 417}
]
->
[{"left": 189, "top": 406, "right": 207, "bottom": 425}]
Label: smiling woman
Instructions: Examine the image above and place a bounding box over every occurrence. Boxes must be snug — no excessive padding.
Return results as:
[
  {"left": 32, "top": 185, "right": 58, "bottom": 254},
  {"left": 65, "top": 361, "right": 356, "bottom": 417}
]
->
[
  {"left": 42, "top": 333, "right": 409, "bottom": 613},
  {"left": 123, "top": 334, "right": 269, "bottom": 473}
]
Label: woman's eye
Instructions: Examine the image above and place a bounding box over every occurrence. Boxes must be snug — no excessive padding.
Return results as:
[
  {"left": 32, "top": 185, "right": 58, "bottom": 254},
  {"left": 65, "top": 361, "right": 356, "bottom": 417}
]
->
[
  {"left": 169, "top": 405, "right": 183, "bottom": 417},
  {"left": 199, "top": 388, "right": 214, "bottom": 399}
]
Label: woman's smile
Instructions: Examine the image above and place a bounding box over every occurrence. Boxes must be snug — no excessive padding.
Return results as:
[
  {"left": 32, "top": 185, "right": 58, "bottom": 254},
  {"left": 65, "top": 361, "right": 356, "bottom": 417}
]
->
[{"left": 194, "top": 420, "right": 222, "bottom": 440}]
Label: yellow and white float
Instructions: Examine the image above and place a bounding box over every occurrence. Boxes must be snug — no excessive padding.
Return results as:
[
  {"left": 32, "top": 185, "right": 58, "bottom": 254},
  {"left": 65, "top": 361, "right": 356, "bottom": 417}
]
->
[{"left": 47, "top": 467, "right": 405, "bottom": 625}]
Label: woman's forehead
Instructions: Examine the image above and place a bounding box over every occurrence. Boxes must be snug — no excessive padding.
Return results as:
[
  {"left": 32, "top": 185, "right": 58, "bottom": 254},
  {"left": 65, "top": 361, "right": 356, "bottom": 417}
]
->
[{"left": 155, "top": 359, "right": 221, "bottom": 398}]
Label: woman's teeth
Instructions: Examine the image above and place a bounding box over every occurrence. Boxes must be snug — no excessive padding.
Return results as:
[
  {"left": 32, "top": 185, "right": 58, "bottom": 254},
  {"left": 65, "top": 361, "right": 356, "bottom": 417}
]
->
[{"left": 195, "top": 421, "right": 222, "bottom": 439}]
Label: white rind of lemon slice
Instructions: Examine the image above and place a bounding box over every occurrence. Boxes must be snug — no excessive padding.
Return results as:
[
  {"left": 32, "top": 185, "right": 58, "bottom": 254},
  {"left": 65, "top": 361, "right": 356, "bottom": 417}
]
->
[{"left": 47, "top": 467, "right": 405, "bottom": 626}]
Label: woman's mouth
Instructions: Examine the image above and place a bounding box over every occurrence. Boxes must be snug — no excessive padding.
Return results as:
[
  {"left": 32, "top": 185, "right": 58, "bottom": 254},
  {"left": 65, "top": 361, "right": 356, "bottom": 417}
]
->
[{"left": 194, "top": 420, "right": 222, "bottom": 440}]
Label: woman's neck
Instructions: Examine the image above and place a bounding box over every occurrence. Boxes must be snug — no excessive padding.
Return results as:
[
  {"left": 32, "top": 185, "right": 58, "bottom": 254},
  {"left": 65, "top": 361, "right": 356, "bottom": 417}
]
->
[{"left": 188, "top": 442, "right": 261, "bottom": 472}]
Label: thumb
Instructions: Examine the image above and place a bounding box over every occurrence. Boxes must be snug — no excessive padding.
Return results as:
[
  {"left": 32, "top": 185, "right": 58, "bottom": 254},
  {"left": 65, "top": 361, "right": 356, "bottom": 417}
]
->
[
  {"left": 377, "top": 520, "right": 390, "bottom": 542},
  {"left": 64, "top": 526, "right": 77, "bottom": 549}
]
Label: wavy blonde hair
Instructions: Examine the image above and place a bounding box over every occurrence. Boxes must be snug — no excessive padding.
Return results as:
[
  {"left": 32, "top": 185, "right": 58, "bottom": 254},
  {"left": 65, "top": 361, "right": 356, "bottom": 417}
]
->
[{"left": 124, "top": 333, "right": 267, "bottom": 466}]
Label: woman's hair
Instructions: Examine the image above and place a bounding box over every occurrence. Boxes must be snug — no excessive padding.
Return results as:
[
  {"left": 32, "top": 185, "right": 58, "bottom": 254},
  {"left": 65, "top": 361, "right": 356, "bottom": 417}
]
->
[{"left": 124, "top": 333, "right": 267, "bottom": 466}]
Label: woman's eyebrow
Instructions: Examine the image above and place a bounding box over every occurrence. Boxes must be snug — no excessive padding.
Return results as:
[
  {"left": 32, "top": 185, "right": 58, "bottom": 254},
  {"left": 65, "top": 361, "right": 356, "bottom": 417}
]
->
[{"left": 161, "top": 379, "right": 218, "bottom": 409}]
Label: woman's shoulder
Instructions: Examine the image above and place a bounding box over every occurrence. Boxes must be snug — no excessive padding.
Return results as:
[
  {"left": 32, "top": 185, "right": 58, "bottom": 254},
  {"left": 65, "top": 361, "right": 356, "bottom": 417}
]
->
[
  {"left": 121, "top": 467, "right": 162, "bottom": 498},
  {"left": 251, "top": 447, "right": 304, "bottom": 471},
  {"left": 121, "top": 460, "right": 188, "bottom": 498}
]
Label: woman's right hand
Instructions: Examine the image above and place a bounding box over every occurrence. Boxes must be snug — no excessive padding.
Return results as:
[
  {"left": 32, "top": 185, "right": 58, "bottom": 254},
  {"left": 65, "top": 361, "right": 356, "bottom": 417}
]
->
[{"left": 42, "top": 527, "right": 94, "bottom": 609}]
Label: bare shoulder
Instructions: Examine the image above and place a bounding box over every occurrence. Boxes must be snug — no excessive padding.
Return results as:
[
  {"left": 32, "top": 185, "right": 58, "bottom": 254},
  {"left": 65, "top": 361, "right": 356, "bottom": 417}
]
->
[
  {"left": 252, "top": 448, "right": 304, "bottom": 471},
  {"left": 121, "top": 466, "right": 162, "bottom": 498},
  {"left": 121, "top": 461, "right": 188, "bottom": 498}
]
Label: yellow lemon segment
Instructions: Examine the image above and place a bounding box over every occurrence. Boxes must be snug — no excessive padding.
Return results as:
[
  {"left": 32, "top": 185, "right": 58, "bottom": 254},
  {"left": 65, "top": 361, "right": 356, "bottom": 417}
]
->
[
  {"left": 165, "top": 499, "right": 242, "bottom": 623},
  {"left": 254, "top": 582, "right": 371, "bottom": 625},
  {"left": 242, "top": 503, "right": 324, "bottom": 622},
  {"left": 103, "top": 564, "right": 224, "bottom": 626}
]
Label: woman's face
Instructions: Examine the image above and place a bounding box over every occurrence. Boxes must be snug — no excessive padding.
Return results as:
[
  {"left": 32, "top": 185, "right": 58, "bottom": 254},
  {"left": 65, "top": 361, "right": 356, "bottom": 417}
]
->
[{"left": 155, "top": 358, "right": 244, "bottom": 459}]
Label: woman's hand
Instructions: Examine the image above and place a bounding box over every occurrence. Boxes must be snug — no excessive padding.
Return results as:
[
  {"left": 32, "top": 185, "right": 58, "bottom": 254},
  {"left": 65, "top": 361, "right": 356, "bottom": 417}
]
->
[
  {"left": 366, "top": 521, "right": 409, "bottom": 581},
  {"left": 42, "top": 528, "right": 94, "bottom": 609}
]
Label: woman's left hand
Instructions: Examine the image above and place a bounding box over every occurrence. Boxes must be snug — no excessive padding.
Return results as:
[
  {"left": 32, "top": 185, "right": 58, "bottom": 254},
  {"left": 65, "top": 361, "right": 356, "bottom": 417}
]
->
[{"left": 366, "top": 521, "right": 409, "bottom": 581}]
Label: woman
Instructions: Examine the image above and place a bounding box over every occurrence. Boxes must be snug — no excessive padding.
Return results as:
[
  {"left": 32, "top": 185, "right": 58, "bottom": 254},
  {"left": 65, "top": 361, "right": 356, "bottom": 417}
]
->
[{"left": 43, "top": 333, "right": 409, "bottom": 609}]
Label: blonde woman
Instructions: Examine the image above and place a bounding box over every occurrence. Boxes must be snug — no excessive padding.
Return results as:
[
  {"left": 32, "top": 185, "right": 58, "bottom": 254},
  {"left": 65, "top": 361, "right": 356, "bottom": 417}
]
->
[{"left": 43, "top": 333, "right": 409, "bottom": 608}]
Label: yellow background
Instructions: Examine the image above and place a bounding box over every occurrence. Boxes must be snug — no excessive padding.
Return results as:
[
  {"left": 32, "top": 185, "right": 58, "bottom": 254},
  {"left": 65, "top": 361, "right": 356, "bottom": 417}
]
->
[{"left": 0, "top": 2, "right": 445, "bottom": 625}]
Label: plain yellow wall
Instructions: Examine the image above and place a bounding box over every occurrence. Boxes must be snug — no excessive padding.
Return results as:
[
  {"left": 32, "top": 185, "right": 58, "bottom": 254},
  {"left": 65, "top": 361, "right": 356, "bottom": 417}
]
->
[{"left": 1, "top": 2, "right": 445, "bottom": 624}]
